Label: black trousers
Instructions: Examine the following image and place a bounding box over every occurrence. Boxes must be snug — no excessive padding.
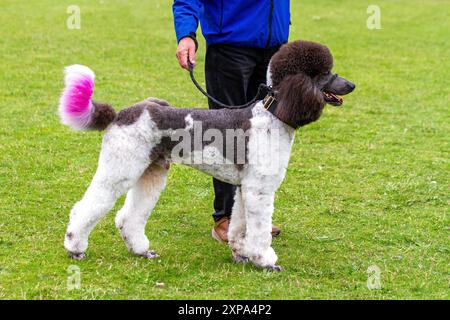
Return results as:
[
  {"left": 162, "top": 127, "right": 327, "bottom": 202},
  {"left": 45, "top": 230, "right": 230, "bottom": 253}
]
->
[{"left": 204, "top": 44, "right": 279, "bottom": 222}]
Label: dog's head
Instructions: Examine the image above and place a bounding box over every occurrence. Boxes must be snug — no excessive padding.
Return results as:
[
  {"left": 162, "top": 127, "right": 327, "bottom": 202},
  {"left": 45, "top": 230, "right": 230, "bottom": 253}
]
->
[{"left": 268, "top": 40, "right": 355, "bottom": 128}]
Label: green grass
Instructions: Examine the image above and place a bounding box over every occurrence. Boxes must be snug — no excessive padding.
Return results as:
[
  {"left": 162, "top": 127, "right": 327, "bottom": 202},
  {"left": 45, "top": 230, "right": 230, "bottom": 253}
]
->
[{"left": 0, "top": 0, "right": 449, "bottom": 299}]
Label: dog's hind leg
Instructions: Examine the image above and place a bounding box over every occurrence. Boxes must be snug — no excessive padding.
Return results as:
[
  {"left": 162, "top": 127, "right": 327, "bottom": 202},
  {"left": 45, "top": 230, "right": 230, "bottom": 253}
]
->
[
  {"left": 64, "top": 139, "right": 153, "bottom": 259},
  {"left": 115, "top": 162, "right": 168, "bottom": 258},
  {"left": 64, "top": 158, "right": 148, "bottom": 260},
  {"left": 228, "top": 187, "right": 248, "bottom": 263},
  {"left": 241, "top": 185, "right": 280, "bottom": 271}
]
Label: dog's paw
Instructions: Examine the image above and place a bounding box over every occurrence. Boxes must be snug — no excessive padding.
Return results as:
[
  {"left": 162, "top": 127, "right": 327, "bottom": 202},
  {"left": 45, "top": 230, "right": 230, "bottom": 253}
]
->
[
  {"left": 265, "top": 265, "right": 283, "bottom": 272},
  {"left": 69, "top": 252, "right": 86, "bottom": 260},
  {"left": 249, "top": 247, "right": 278, "bottom": 268},
  {"left": 142, "top": 250, "right": 159, "bottom": 259},
  {"left": 233, "top": 255, "right": 249, "bottom": 264}
]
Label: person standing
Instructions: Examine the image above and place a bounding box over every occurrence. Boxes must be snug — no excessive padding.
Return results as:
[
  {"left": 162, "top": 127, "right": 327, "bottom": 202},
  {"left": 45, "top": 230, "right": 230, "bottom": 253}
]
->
[{"left": 173, "top": 0, "right": 290, "bottom": 242}]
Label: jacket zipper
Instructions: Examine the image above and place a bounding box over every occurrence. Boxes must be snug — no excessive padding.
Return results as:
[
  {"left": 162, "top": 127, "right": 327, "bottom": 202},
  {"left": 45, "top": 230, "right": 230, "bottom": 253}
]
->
[
  {"left": 265, "top": 0, "right": 274, "bottom": 48},
  {"left": 219, "top": 0, "right": 224, "bottom": 33}
]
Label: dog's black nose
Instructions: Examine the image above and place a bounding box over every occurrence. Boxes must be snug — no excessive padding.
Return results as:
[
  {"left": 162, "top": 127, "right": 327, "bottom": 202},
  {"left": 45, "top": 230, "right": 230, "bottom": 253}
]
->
[{"left": 347, "top": 82, "right": 356, "bottom": 92}]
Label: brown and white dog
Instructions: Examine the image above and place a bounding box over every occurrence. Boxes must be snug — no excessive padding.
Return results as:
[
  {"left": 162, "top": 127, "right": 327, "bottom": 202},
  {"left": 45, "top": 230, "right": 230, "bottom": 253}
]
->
[{"left": 59, "top": 40, "right": 355, "bottom": 271}]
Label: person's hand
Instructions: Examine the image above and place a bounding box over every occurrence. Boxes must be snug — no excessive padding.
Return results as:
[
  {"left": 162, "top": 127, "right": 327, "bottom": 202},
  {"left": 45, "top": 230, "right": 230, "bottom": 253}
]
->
[{"left": 176, "top": 37, "right": 196, "bottom": 70}]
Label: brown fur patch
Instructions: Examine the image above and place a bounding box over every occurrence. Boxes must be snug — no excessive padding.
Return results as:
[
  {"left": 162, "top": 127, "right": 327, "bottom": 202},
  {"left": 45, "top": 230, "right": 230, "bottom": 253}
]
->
[
  {"left": 147, "top": 103, "right": 253, "bottom": 166},
  {"left": 274, "top": 73, "right": 325, "bottom": 128},
  {"left": 116, "top": 104, "right": 144, "bottom": 126},
  {"left": 91, "top": 102, "right": 117, "bottom": 130},
  {"left": 111, "top": 99, "right": 254, "bottom": 170},
  {"left": 270, "top": 40, "right": 333, "bottom": 88},
  {"left": 145, "top": 97, "right": 170, "bottom": 106},
  {"left": 115, "top": 101, "right": 165, "bottom": 126}
]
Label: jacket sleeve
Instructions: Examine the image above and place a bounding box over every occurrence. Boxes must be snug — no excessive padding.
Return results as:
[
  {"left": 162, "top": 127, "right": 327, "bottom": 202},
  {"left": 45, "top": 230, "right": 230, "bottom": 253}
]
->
[{"left": 172, "top": 0, "right": 201, "bottom": 43}]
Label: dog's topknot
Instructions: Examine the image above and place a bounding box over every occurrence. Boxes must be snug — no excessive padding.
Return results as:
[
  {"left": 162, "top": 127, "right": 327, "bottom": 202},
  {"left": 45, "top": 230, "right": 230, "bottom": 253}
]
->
[{"left": 270, "top": 40, "right": 334, "bottom": 87}]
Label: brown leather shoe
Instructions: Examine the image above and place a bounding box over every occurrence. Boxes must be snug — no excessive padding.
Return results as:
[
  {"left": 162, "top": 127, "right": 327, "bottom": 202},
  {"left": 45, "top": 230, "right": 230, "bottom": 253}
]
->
[
  {"left": 271, "top": 224, "right": 281, "bottom": 237},
  {"left": 211, "top": 217, "right": 281, "bottom": 243},
  {"left": 211, "top": 217, "right": 230, "bottom": 243}
]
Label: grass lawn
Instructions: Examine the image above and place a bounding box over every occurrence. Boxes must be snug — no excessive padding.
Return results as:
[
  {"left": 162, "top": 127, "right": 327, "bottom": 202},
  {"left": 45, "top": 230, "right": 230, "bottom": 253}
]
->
[{"left": 0, "top": 0, "right": 449, "bottom": 299}]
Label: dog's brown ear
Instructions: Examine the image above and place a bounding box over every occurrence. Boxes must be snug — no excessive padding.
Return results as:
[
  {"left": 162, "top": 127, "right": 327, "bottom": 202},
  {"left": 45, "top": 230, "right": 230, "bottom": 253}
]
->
[{"left": 275, "top": 73, "right": 325, "bottom": 128}]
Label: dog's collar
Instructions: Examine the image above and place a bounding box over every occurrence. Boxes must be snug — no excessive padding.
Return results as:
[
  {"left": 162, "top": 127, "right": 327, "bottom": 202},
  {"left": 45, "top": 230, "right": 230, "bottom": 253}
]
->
[
  {"left": 263, "top": 93, "right": 278, "bottom": 113},
  {"left": 262, "top": 92, "right": 295, "bottom": 128}
]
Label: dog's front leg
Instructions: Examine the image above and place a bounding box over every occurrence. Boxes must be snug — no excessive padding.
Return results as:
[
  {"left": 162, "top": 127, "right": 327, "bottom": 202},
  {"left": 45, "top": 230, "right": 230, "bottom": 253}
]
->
[
  {"left": 228, "top": 187, "right": 248, "bottom": 263},
  {"left": 241, "top": 186, "right": 281, "bottom": 271}
]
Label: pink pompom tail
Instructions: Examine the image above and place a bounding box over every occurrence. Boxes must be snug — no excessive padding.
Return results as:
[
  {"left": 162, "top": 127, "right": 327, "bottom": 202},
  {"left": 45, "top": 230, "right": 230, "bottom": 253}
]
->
[{"left": 59, "top": 65, "right": 96, "bottom": 130}]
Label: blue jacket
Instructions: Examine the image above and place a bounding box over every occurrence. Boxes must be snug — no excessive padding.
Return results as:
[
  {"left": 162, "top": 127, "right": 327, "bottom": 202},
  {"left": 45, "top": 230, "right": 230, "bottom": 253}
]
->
[{"left": 173, "top": 0, "right": 290, "bottom": 48}]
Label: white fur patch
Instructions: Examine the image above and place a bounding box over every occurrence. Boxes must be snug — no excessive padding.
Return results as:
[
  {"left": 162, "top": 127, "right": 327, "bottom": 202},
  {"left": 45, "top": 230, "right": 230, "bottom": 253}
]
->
[
  {"left": 64, "top": 64, "right": 96, "bottom": 85},
  {"left": 184, "top": 114, "right": 194, "bottom": 130},
  {"left": 266, "top": 61, "right": 273, "bottom": 87}
]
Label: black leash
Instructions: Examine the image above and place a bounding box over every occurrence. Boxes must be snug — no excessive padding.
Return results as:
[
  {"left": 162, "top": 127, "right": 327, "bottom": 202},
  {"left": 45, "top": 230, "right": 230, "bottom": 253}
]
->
[
  {"left": 187, "top": 61, "right": 274, "bottom": 109},
  {"left": 186, "top": 60, "right": 340, "bottom": 129}
]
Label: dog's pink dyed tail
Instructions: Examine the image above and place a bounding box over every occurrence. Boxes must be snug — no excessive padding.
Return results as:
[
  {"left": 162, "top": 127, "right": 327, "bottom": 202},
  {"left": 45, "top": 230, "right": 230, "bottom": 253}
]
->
[{"left": 59, "top": 65, "right": 116, "bottom": 131}]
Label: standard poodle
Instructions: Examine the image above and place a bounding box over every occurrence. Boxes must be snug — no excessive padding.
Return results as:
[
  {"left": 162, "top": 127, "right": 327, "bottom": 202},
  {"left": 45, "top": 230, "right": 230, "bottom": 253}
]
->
[{"left": 59, "top": 40, "right": 355, "bottom": 271}]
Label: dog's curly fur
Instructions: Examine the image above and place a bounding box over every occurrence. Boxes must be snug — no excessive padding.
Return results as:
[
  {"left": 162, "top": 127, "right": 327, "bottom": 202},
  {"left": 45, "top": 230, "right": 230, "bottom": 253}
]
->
[
  {"left": 270, "top": 40, "right": 334, "bottom": 86},
  {"left": 275, "top": 73, "right": 325, "bottom": 128},
  {"left": 267, "top": 41, "right": 334, "bottom": 128},
  {"left": 59, "top": 40, "right": 354, "bottom": 271}
]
